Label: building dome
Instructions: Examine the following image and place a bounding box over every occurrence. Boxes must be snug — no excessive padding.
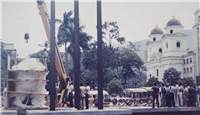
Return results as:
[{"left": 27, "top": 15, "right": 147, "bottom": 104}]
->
[
  {"left": 150, "top": 25, "right": 164, "bottom": 34},
  {"left": 166, "top": 16, "right": 182, "bottom": 26}
]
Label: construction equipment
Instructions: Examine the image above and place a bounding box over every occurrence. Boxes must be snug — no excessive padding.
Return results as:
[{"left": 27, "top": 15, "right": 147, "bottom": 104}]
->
[{"left": 37, "top": 1, "right": 71, "bottom": 107}]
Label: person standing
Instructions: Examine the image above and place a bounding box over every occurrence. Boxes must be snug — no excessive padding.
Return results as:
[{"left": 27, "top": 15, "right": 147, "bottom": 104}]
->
[
  {"left": 152, "top": 83, "right": 159, "bottom": 108},
  {"left": 55, "top": 83, "right": 59, "bottom": 107},
  {"left": 85, "top": 83, "right": 90, "bottom": 109},
  {"left": 80, "top": 83, "right": 85, "bottom": 110},
  {"left": 188, "top": 84, "right": 195, "bottom": 106},
  {"left": 161, "top": 83, "right": 166, "bottom": 107},
  {"left": 10, "top": 49, "right": 18, "bottom": 67},
  {"left": 174, "top": 82, "right": 179, "bottom": 107},
  {"left": 178, "top": 84, "right": 184, "bottom": 106},
  {"left": 168, "top": 83, "right": 175, "bottom": 107},
  {"left": 165, "top": 84, "right": 170, "bottom": 107},
  {"left": 183, "top": 84, "right": 188, "bottom": 106},
  {"left": 42, "top": 48, "right": 48, "bottom": 70},
  {"left": 158, "top": 84, "right": 161, "bottom": 107},
  {"left": 68, "top": 81, "right": 74, "bottom": 107},
  {"left": 196, "top": 84, "right": 200, "bottom": 107}
]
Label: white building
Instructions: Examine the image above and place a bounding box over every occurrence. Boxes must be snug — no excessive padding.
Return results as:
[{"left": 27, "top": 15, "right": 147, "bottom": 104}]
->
[
  {"left": 192, "top": 9, "right": 200, "bottom": 83},
  {"left": 144, "top": 10, "right": 200, "bottom": 83}
]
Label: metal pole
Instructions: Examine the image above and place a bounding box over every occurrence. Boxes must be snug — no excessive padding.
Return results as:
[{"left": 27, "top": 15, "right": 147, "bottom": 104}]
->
[
  {"left": 74, "top": 0, "right": 80, "bottom": 110},
  {"left": 97, "top": 0, "right": 103, "bottom": 109},
  {"left": 49, "top": 0, "right": 56, "bottom": 111}
]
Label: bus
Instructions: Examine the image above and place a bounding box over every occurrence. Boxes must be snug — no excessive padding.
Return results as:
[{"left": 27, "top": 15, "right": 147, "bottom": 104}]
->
[{"left": 124, "top": 88, "right": 148, "bottom": 100}]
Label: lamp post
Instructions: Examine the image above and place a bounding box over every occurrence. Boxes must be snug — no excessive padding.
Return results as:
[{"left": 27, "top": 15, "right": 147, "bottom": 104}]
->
[
  {"left": 97, "top": 0, "right": 103, "bottom": 109},
  {"left": 74, "top": 0, "right": 80, "bottom": 110},
  {"left": 49, "top": 0, "right": 56, "bottom": 111}
]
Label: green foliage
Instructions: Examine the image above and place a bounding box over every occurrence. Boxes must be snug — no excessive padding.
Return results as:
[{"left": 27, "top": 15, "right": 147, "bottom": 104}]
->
[
  {"left": 144, "top": 77, "right": 162, "bottom": 87},
  {"left": 57, "top": 11, "right": 92, "bottom": 55},
  {"left": 179, "top": 77, "right": 194, "bottom": 85},
  {"left": 107, "top": 78, "right": 123, "bottom": 96},
  {"left": 119, "top": 48, "right": 144, "bottom": 87},
  {"left": 132, "top": 71, "right": 146, "bottom": 88},
  {"left": 29, "top": 50, "right": 49, "bottom": 58},
  {"left": 83, "top": 42, "right": 120, "bottom": 71},
  {"left": 57, "top": 11, "right": 92, "bottom": 82},
  {"left": 85, "top": 70, "right": 97, "bottom": 89},
  {"left": 83, "top": 42, "right": 121, "bottom": 87},
  {"left": 104, "top": 68, "right": 121, "bottom": 86},
  {"left": 102, "top": 21, "right": 125, "bottom": 46},
  {"left": 163, "top": 67, "right": 181, "bottom": 84},
  {"left": 126, "top": 41, "right": 141, "bottom": 52}
]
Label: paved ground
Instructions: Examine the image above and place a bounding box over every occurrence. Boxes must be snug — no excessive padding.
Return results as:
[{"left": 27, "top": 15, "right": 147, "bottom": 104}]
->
[{"left": 1, "top": 106, "right": 200, "bottom": 115}]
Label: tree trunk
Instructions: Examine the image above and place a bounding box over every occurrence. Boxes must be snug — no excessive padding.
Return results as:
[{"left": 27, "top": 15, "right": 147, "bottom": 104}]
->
[{"left": 65, "top": 43, "right": 69, "bottom": 76}]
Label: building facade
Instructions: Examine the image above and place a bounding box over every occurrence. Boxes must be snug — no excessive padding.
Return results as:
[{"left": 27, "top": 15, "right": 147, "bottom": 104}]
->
[
  {"left": 193, "top": 9, "right": 200, "bottom": 82},
  {"left": 144, "top": 9, "right": 200, "bottom": 83}
]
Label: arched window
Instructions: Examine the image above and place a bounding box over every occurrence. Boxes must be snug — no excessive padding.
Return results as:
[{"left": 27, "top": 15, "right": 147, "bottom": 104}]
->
[
  {"left": 153, "top": 37, "right": 156, "bottom": 41},
  {"left": 176, "top": 42, "right": 180, "bottom": 47},
  {"left": 166, "top": 42, "right": 168, "bottom": 48},
  {"left": 159, "top": 48, "right": 162, "bottom": 53},
  {"left": 170, "top": 29, "right": 173, "bottom": 34}
]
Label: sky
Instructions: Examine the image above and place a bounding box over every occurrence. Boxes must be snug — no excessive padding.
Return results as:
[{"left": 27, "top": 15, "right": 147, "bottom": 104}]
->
[{"left": 1, "top": 0, "right": 199, "bottom": 58}]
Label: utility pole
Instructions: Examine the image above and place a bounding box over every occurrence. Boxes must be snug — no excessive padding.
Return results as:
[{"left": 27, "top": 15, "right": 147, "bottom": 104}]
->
[
  {"left": 97, "top": 0, "right": 103, "bottom": 109},
  {"left": 49, "top": 0, "right": 56, "bottom": 111},
  {"left": 74, "top": 0, "right": 80, "bottom": 110}
]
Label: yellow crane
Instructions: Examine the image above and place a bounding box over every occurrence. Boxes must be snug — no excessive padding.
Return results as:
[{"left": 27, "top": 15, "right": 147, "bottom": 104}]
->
[{"left": 37, "top": 1, "right": 71, "bottom": 107}]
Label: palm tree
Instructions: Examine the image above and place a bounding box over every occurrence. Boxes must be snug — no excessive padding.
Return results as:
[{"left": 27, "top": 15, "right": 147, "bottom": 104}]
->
[
  {"left": 57, "top": 11, "right": 73, "bottom": 76},
  {"left": 57, "top": 11, "right": 93, "bottom": 83}
]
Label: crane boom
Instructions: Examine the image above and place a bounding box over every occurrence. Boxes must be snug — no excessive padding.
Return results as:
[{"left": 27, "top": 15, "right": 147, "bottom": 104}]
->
[{"left": 37, "top": 1, "right": 69, "bottom": 89}]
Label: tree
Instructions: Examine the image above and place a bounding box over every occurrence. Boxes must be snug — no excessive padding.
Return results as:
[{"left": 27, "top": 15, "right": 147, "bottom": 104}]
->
[
  {"left": 179, "top": 77, "right": 194, "bottom": 85},
  {"left": 144, "top": 77, "right": 162, "bottom": 87},
  {"left": 56, "top": 11, "right": 73, "bottom": 77},
  {"left": 126, "top": 41, "right": 141, "bottom": 52},
  {"left": 57, "top": 11, "right": 92, "bottom": 82},
  {"left": 119, "top": 48, "right": 144, "bottom": 87},
  {"left": 102, "top": 21, "right": 125, "bottom": 46},
  {"left": 29, "top": 50, "right": 49, "bottom": 58},
  {"left": 84, "top": 70, "right": 97, "bottom": 89},
  {"left": 132, "top": 70, "right": 146, "bottom": 88},
  {"left": 82, "top": 42, "right": 121, "bottom": 86},
  {"left": 163, "top": 67, "right": 181, "bottom": 84},
  {"left": 107, "top": 77, "right": 123, "bottom": 96}
]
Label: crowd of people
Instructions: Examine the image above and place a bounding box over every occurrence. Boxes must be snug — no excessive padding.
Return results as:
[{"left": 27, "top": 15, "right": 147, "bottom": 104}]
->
[
  {"left": 92, "top": 82, "right": 200, "bottom": 108},
  {"left": 108, "top": 98, "right": 153, "bottom": 107},
  {"left": 151, "top": 82, "right": 200, "bottom": 108}
]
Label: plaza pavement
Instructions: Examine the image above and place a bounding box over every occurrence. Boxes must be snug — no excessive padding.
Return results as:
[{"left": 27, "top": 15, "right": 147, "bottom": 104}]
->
[{"left": 1, "top": 106, "right": 200, "bottom": 115}]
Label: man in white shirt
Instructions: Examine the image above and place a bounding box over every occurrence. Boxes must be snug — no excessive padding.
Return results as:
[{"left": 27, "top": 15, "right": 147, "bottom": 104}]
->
[
  {"left": 174, "top": 82, "right": 179, "bottom": 107},
  {"left": 178, "top": 84, "right": 184, "bottom": 106},
  {"left": 158, "top": 84, "right": 161, "bottom": 107},
  {"left": 183, "top": 84, "right": 189, "bottom": 106},
  {"left": 85, "top": 83, "right": 90, "bottom": 109},
  {"left": 80, "top": 83, "right": 85, "bottom": 110}
]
